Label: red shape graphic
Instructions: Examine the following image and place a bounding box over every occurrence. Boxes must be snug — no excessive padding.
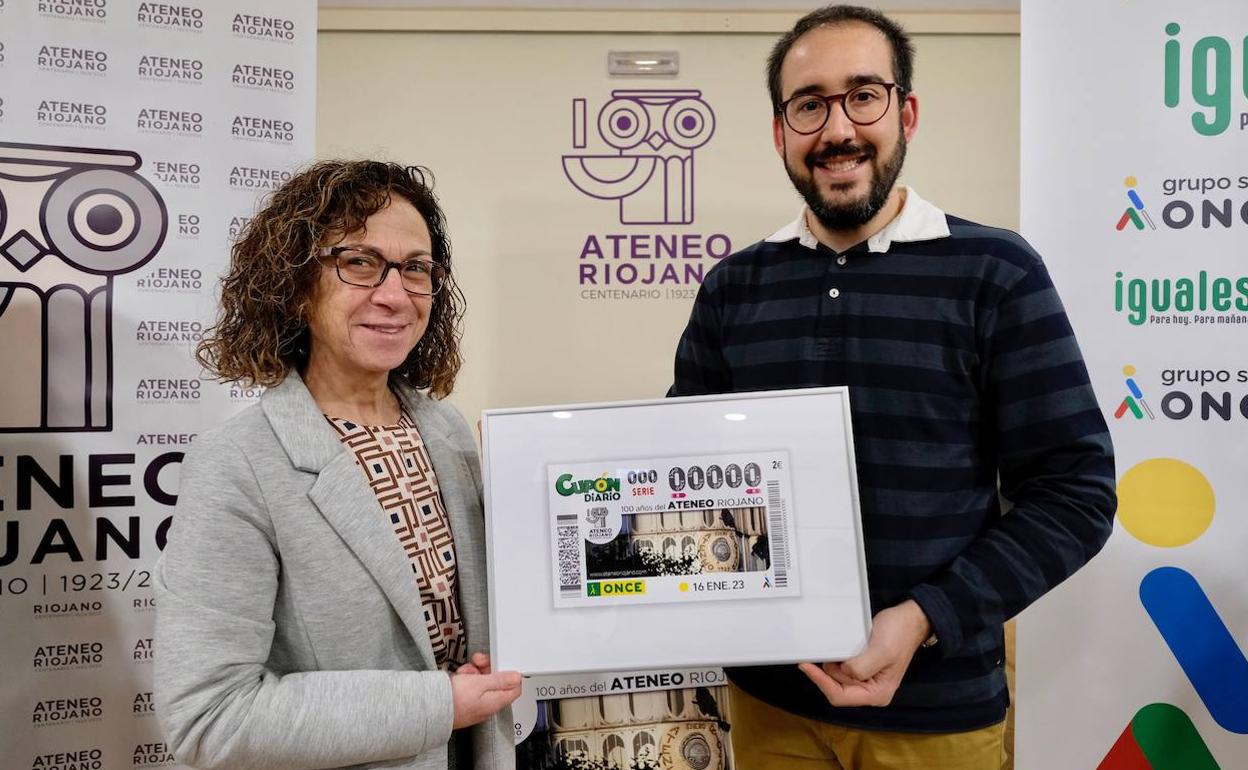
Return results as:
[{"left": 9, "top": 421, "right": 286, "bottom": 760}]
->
[{"left": 1098, "top": 722, "right": 1152, "bottom": 770}]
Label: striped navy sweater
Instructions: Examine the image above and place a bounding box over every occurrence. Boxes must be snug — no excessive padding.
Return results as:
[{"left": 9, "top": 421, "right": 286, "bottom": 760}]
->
[{"left": 668, "top": 191, "right": 1116, "bottom": 732}]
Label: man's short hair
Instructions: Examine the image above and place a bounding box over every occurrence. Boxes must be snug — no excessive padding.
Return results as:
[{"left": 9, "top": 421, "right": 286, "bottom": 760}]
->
[{"left": 766, "top": 5, "right": 916, "bottom": 111}]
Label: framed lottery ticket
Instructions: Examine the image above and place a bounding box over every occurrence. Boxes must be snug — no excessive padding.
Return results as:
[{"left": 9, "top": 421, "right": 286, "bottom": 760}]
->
[{"left": 481, "top": 387, "right": 870, "bottom": 675}]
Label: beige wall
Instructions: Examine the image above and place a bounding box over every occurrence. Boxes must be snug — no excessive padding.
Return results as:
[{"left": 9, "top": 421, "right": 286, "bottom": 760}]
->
[{"left": 316, "top": 16, "right": 1019, "bottom": 423}]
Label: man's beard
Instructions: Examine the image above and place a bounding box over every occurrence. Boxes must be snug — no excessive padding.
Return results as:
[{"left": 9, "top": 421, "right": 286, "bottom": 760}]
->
[{"left": 786, "top": 130, "right": 907, "bottom": 232}]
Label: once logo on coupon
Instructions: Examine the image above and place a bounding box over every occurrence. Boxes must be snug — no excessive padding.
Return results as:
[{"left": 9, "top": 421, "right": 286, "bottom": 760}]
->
[
  {"left": 1114, "top": 271, "right": 1248, "bottom": 326},
  {"left": 586, "top": 579, "right": 646, "bottom": 597},
  {"left": 32, "top": 696, "right": 103, "bottom": 726},
  {"left": 131, "top": 743, "right": 174, "bottom": 768},
  {"left": 39, "top": 0, "right": 107, "bottom": 21},
  {"left": 29, "top": 748, "right": 104, "bottom": 770},
  {"left": 1164, "top": 22, "right": 1248, "bottom": 136},
  {"left": 137, "top": 2, "right": 203, "bottom": 30},
  {"left": 555, "top": 473, "right": 621, "bottom": 500},
  {"left": 0, "top": 142, "right": 168, "bottom": 432},
  {"left": 33, "top": 642, "right": 105, "bottom": 670},
  {"left": 37, "top": 45, "right": 107, "bottom": 74},
  {"left": 232, "top": 13, "right": 295, "bottom": 42}
]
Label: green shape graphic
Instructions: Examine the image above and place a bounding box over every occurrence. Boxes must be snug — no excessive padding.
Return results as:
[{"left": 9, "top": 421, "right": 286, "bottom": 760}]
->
[
  {"left": 1126, "top": 208, "right": 1145, "bottom": 230},
  {"left": 586, "top": 582, "right": 601, "bottom": 597},
  {"left": 1133, "top": 703, "right": 1221, "bottom": 770}
]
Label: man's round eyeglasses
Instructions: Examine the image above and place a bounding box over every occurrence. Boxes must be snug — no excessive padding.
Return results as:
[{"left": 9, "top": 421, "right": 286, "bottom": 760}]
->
[
  {"left": 319, "top": 247, "right": 447, "bottom": 297},
  {"left": 777, "top": 82, "right": 903, "bottom": 135}
]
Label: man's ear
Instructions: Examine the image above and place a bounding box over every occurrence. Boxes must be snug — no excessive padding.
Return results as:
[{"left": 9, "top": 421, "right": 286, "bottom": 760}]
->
[
  {"left": 772, "top": 114, "right": 786, "bottom": 159},
  {"left": 901, "top": 90, "right": 919, "bottom": 142}
]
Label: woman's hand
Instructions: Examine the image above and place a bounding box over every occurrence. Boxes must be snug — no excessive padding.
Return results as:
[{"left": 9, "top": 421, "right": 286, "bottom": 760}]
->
[
  {"left": 454, "top": 652, "right": 494, "bottom": 676},
  {"left": 451, "top": 653, "right": 522, "bottom": 729}
]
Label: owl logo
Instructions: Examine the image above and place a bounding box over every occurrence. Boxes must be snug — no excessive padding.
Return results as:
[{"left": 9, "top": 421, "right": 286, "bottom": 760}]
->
[
  {"left": 586, "top": 507, "right": 609, "bottom": 528},
  {"left": 0, "top": 141, "right": 167, "bottom": 432},
  {"left": 562, "top": 89, "right": 716, "bottom": 225}
]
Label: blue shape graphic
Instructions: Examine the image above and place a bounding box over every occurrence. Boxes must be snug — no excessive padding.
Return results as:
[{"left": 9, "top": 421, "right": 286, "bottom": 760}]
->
[{"left": 1140, "top": 566, "right": 1248, "bottom": 734}]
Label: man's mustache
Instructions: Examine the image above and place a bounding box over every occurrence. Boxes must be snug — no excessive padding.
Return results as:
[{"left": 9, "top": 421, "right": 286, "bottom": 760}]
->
[{"left": 806, "top": 142, "right": 875, "bottom": 166}]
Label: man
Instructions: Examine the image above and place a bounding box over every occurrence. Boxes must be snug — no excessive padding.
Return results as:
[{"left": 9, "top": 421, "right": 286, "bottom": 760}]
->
[{"left": 669, "top": 6, "right": 1115, "bottom": 768}]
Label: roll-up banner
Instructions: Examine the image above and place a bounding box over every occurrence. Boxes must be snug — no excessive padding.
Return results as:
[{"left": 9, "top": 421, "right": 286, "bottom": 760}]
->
[
  {"left": 1020, "top": 1, "right": 1247, "bottom": 768},
  {"left": 513, "top": 75, "right": 742, "bottom": 770},
  {"left": 0, "top": 2, "right": 315, "bottom": 768}
]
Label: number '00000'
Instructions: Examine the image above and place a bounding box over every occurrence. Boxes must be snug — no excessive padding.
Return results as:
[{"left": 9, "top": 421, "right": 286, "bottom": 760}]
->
[{"left": 669, "top": 462, "right": 762, "bottom": 492}]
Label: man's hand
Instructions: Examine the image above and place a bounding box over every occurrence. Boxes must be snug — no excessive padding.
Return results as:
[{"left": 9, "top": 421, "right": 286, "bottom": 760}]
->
[
  {"left": 798, "top": 599, "right": 931, "bottom": 707},
  {"left": 451, "top": 654, "right": 522, "bottom": 729}
]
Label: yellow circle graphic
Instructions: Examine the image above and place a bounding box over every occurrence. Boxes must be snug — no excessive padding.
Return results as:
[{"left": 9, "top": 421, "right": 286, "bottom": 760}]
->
[
  {"left": 679, "top": 582, "right": 689, "bottom": 592},
  {"left": 1124, "top": 176, "right": 1138, "bottom": 187},
  {"left": 1118, "top": 459, "right": 1215, "bottom": 547}
]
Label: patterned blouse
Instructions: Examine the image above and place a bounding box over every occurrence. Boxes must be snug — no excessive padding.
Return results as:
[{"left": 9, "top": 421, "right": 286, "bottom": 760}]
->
[{"left": 326, "top": 411, "right": 467, "bottom": 669}]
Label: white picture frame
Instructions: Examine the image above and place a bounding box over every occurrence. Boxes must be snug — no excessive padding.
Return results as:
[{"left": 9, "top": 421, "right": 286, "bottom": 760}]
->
[{"left": 481, "top": 387, "right": 871, "bottom": 675}]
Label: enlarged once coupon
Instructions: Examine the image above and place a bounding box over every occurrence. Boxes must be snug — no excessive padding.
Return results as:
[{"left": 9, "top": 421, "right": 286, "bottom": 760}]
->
[{"left": 548, "top": 451, "right": 800, "bottom": 608}]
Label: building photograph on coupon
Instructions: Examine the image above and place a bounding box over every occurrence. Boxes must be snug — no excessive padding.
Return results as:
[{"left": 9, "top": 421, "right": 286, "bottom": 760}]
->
[
  {"left": 518, "top": 686, "right": 734, "bottom": 770},
  {"left": 585, "top": 507, "right": 770, "bottom": 580}
]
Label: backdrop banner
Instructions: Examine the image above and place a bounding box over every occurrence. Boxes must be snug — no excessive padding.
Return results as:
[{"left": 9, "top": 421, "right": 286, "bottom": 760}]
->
[
  {"left": 1019, "top": 1, "right": 1247, "bottom": 768},
  {"left": 0, "top": 2, "right": 315, "bottom": 768}
]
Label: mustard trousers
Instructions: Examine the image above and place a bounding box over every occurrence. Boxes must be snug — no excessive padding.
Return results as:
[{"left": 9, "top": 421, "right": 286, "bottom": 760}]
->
[{"left": 727, "top": 682, "right": 1006, "bottom": 770}]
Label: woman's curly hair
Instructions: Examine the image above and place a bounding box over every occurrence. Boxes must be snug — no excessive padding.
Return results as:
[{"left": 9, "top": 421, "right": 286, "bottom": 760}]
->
[{"left": 196, "top": 160, "right": 464, "bottom": 398}]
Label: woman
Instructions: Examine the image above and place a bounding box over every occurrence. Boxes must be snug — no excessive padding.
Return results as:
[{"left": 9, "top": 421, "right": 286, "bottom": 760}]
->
[{"left": 154, "top": 161, "right": 520, "bottom": 770}]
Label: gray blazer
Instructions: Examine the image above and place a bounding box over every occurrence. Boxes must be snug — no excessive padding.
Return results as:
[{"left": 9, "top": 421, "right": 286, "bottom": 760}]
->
[{"left": 153, "top": 373, "right": 513, "bottom": 770}]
